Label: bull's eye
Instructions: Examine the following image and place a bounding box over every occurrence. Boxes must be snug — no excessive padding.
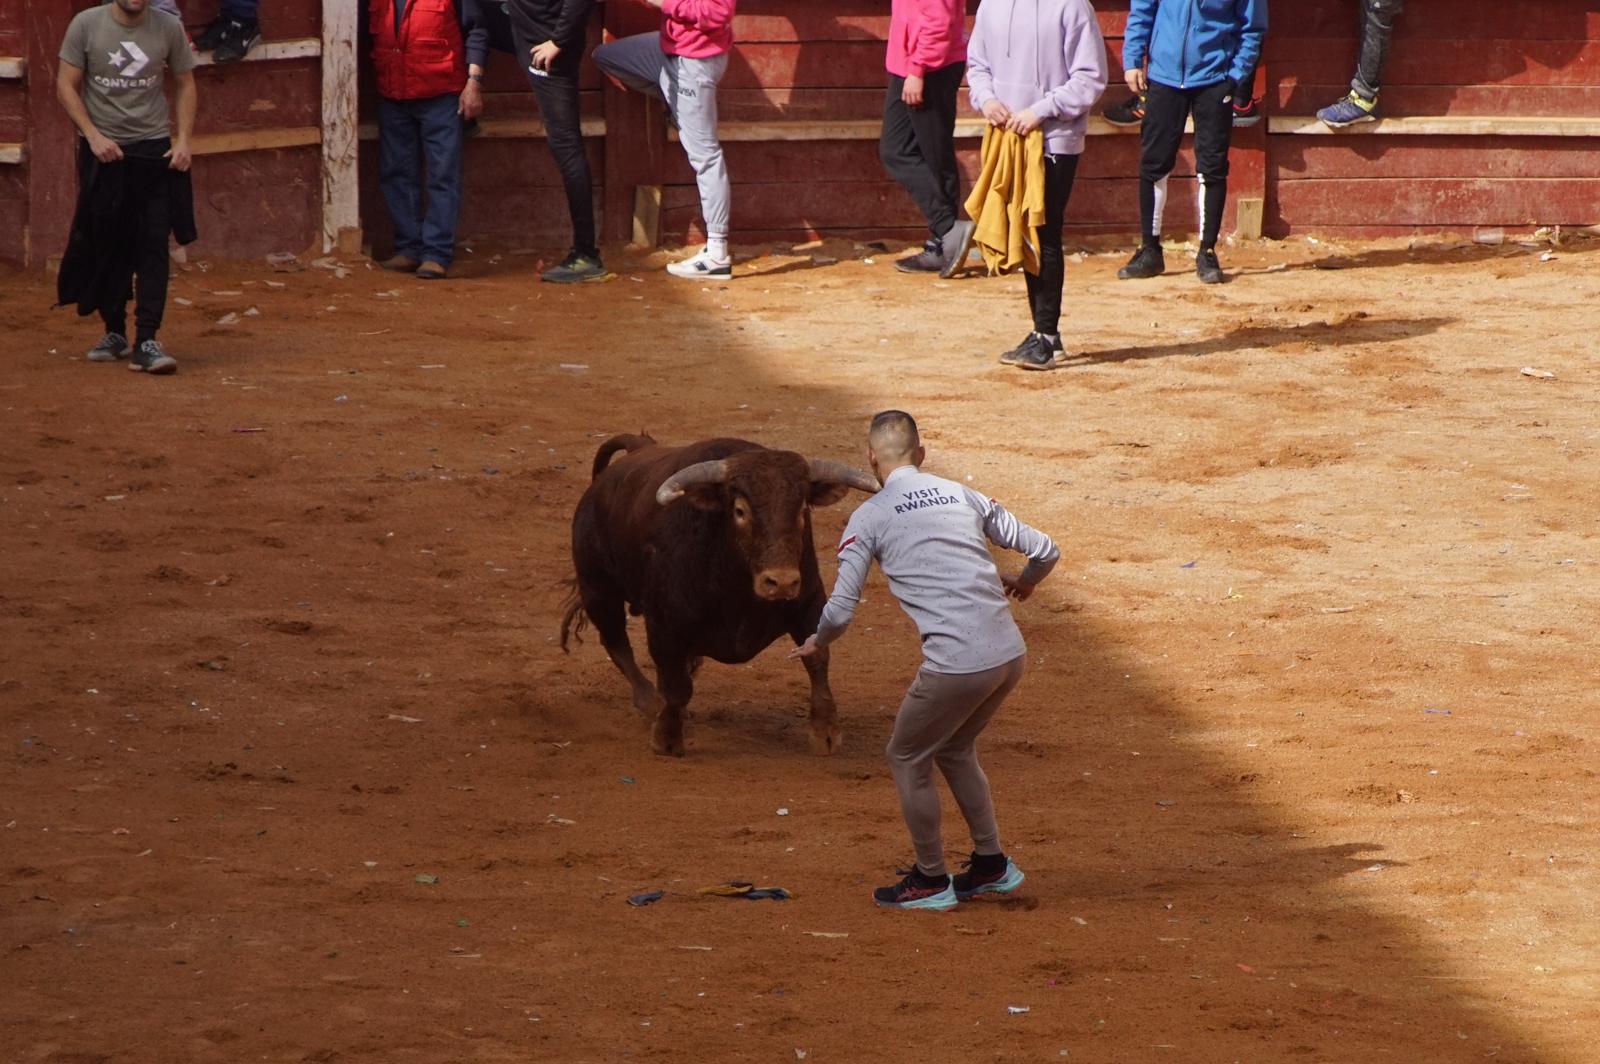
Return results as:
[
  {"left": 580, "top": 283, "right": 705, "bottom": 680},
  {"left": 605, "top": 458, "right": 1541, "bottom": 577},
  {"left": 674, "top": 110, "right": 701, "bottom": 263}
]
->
[{"left": 732, "top": 497, "right": 752, "bottom": 526}]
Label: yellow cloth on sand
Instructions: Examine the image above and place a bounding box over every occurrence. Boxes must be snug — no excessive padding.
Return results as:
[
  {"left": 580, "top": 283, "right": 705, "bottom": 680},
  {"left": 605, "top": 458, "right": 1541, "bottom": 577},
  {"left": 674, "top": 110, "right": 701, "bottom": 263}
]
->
[{"left": 962, "top": 125, "right": 1048, "bottom": 276}]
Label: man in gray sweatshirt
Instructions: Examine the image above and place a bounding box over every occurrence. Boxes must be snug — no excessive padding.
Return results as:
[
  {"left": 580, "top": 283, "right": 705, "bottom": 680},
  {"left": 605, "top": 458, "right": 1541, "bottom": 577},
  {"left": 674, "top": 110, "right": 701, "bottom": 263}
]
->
[{"left": 793, "top": 410, "right": 1060, "bottom": 911}]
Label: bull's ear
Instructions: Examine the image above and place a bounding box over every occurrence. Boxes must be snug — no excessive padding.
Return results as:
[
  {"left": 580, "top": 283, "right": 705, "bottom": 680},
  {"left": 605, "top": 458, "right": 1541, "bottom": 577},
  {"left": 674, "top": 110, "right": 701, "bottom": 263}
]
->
[{"left": 808, "top": 481, "right": 853, "bottom": 507}]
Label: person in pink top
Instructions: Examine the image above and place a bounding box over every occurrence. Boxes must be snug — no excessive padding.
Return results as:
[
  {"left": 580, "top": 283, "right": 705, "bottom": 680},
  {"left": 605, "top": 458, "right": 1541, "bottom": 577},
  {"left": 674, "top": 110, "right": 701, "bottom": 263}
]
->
[
  {"left": 881, "top": 0, "right": 974, "bottom": 277},
  {"left": 596, "top": 0, "right": 736, "bottom": 279}
]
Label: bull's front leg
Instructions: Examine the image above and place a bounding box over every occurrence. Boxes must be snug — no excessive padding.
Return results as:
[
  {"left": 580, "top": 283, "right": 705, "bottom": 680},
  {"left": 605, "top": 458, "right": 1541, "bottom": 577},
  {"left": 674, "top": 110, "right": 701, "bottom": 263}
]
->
[
  {"left": 791, "top": 633, "right": 842, "bottom": 755},
  {"left": 646, "top": 624, "right": 693, "bottom": 757}
]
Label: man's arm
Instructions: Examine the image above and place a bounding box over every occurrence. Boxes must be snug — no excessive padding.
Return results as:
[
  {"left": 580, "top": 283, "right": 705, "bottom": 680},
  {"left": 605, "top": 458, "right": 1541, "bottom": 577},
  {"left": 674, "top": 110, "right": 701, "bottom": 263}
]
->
[
  {"left": 56, "top": 62, "right": 122, "bottom": 162},
  {"left": 1230, "top": 0, "right": 1268, "bottom": 85},
  {"left": 460, "top": 0, "right": 488, "bottom": 118},
  {"left": 1122, "top": 0, "right": 1156, "bottom": 91},
  {"left": 791, "top": 520, "right": 874, "bottom": 658},
  {"left": 167, "top": 70, "right": 195, "bottom": 170},
  {"left": 964, "top": 488, "right": 1060, "bottom": 595}
]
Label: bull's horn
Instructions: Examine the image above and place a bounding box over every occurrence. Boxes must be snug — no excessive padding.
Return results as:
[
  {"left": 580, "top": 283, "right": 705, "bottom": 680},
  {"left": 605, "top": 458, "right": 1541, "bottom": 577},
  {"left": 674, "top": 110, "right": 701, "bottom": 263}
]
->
[
  {"left": 807, "top": 458, "right": 880, "bottom": 494},
  {"left": 656, "top": 459, "right": 729, "bottom": 505}
]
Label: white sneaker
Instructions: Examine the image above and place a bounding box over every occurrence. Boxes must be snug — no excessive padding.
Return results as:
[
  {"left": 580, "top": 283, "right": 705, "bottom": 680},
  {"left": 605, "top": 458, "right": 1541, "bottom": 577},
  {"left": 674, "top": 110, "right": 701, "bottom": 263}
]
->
[{"left": 666, "top": 247, "right": 732, "bottom": 279}]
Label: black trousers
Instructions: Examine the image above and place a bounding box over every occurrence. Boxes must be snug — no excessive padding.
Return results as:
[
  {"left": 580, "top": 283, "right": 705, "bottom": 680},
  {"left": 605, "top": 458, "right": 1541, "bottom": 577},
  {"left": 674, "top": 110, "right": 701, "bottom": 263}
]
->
[
  {"left": 880, "top": 60, "right": 964, "bottom": 240},
  {"left": 1353, "top": 0, "right": 1405, "bottom": 100},
  {"left": 1025, "top": 153, "right": 1079, "bottom": 336},
  {"left": 78, "top": 139, "right": 172, "bottom": 342},
  {"left": 1138, "top": 79, "right": 1233, "bottom": 249},
  {"left": 513, "top": 29, "right": 597, "bottom": 255}
]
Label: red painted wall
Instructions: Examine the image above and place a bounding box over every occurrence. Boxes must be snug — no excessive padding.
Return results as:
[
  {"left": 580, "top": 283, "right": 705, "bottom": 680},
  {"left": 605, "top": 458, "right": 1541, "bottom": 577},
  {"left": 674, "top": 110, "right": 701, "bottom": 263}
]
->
[{"left": 6, "top": 0, "right": 1600, "bottom": 267}]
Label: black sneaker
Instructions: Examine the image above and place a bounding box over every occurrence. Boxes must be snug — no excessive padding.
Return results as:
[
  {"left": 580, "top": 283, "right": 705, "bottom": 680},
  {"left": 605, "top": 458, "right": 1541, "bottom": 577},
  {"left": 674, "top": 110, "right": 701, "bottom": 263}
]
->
[
  {"left": 1007, "top": 333, "right": 1066, "bottom": 372},
  {"left": 1232, "top": 96, "right": 1261, "bottom": 128},
  {"left": 996, "top": 331, "right": 1038, "bottom": 366},
  {"left": 87, "top": 331, "right": 131, "bottom": 362},
  {"left": 129, "top": 339, "right": 177, "bottom": 375},
  {"left": 895, "top": 239, "right": 945, "bottom": 274},
  {"left": 1117, "top": 243, "right": 1165, "bottom": 280},
  {"left": 541, "top": 249, "right": 610, "bottom": 284},
  {"left": 872, "top": 867, "right": 957, "bottom": 911},
  {"left": 211, "top": 19, "right": 261, "bottom": 64},
  {"left": 194, "top": 19, "right": 229, "bottom": 51},
  {"left": 939, "top": 219, "right": 976, "bottom": 278},
  {"left": 953, "top": 852, "right": 1026, "bottom": 900},
  {"left": 1196, "top": 248, "right": 1225, "bottom": 285},
  {"left": 1102, "top": 92, "right": 1146, "bottom": 128}
]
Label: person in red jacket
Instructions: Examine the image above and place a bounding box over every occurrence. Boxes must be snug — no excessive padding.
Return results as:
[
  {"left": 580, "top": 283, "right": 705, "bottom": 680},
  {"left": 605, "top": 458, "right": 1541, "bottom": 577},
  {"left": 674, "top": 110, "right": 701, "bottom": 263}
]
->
[
  {"left": 881, "top": 0, "right": 974, "bottom": 277},
  {"left": 595, "top": 0, "right": 735, "bottom": 279},
  {"left": 372, "top": 0, "right": 468, "bottom": 280}
]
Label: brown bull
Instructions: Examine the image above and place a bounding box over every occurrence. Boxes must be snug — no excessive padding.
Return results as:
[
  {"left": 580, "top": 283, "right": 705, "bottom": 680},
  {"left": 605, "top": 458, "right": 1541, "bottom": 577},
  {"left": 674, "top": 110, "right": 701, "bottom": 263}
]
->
[{"left": 561, "top": 434, "right": 878, "bottom": 756}]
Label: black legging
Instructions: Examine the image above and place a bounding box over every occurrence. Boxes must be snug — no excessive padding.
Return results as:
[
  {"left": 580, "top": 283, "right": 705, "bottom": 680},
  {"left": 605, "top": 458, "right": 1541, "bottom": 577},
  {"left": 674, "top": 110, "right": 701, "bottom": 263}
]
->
[
  {"left": 512, "top": 31, "right": 598, "bottom": 255},
  {"left": 1025, "top": 153, "right": 1079, "bottom": 337}
]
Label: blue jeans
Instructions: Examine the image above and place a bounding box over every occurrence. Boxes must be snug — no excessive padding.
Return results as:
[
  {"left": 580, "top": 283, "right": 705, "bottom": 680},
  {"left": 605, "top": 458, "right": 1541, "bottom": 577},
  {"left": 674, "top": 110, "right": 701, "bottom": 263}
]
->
[
  {"left": 378, "top": 94, "right": 463, "bottom": 267},
  {"left": 220, "top": 0, "right": 259, "bottom": 20}
]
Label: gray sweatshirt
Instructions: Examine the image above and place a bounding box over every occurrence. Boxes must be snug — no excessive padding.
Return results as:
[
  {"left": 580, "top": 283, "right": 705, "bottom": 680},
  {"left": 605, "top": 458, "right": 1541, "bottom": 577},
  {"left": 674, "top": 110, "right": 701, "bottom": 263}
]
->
[{"left": 814, "top": 466, "right": 1060, "bottom": 675}]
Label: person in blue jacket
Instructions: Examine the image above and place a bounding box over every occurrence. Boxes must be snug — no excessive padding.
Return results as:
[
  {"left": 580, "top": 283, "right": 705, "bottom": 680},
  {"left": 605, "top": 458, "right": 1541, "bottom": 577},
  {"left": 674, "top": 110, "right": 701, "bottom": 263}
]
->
[{"left": 1115, "top": 0, "right": 1266, "bottom": 285}]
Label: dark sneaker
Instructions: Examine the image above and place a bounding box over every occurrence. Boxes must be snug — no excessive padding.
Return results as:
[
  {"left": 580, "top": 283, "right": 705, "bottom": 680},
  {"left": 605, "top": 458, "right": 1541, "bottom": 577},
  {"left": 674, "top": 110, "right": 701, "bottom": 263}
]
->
[
  {"left": 1317, "top": 91, "right": 1379, "bottom": 129},
  {"left": 872, "top": 867, "right": 957, "bottom": 911},
  {"left": 1008, "top": 333, "right": 1066, "bottom": 372},
  {"left": 1102, "top": 92, "right": 1146, "bottom": 128},
  {"left": 1232, "top": 96, "right": 1261, "bottom": 128},
  {"left": 996, "top": 332, "right": 1039, "bottom": 366},
  {"left": 1117, "top": 243, "right": 1165, "bottom": 280},
  {"left": 953, "top": 853, "right": 1026, "bottom": 900},
  {"left": 194, "top": 19, "right": 229, "bottom": 51},
  {"left": 895, "top": 239, "right": 945, "bottom": 274},
  {"left": 87, "top": 332, "right": 131, "bottom": 362},
  {"left": 939, "top": 219, "right": 976, "bottom": 278},
  {"left": 211, "top": 19, "right": 261, "bottom": 64},
  {"left": 1196, "top": 248, "right": 1225, "bottom": 285},
  {"left": 541, "top": 249, "right": 610, "bottom": 284},
  {"left": 129, "top": 339, "right": 177, "bottom": 375}
]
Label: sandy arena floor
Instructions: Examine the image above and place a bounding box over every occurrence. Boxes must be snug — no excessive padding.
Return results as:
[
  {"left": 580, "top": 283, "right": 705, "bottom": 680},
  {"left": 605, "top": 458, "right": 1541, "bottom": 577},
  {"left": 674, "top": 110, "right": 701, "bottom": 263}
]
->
[{"left": 2, "top": 233, "right": 1598, "bottom": 1064}]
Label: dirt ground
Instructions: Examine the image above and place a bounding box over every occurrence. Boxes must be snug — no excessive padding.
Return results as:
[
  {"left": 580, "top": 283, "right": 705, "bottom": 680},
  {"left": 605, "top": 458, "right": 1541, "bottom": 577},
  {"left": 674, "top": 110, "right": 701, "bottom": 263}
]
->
[{"left": 2, "top": 231, "right": 1598, "bottom": 1064}]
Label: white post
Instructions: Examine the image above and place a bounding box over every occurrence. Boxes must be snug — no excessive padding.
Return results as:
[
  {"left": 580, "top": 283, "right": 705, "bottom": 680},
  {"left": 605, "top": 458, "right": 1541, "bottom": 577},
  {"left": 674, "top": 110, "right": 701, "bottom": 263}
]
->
[{"left": 321, "top": 0, "right": 360, "bottom": 253}]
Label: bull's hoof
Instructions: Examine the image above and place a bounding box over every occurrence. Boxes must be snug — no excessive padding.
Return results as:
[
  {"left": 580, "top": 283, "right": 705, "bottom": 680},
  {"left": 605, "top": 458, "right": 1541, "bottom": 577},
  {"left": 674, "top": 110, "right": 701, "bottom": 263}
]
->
[
  {"left": 809, "top": 724, "right": 843, "bottom": 756},
  {"left": 652, "top": 721, "right": 686, "bottom": 758}
]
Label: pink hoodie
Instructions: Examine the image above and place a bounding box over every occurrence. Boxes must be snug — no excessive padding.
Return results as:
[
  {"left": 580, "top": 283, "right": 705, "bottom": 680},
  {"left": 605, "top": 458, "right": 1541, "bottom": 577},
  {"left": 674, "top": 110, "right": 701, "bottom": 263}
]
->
[
  {"left": 887, "top": 0, "right": 967, "bottom": 78},
  {"left": 660, "top": 0, "right": 736, "bottom": 59}
]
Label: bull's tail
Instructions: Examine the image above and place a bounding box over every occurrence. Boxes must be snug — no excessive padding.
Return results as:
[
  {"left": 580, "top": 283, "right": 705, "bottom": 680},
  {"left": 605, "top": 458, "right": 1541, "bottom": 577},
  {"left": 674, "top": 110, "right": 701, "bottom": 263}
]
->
[
  {"left": 558, "top": 578, "right": 588, "bottom": 653},
  {"left": 591, "top": 433, "right": 656, "bottom": 481}
]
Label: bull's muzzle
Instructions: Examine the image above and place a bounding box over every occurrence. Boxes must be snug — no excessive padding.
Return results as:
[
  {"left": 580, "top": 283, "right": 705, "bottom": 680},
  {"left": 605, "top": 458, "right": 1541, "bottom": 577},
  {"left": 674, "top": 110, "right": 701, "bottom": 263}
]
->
[{"left": 754, "top": 568, "right": 803, "bottom": 602}]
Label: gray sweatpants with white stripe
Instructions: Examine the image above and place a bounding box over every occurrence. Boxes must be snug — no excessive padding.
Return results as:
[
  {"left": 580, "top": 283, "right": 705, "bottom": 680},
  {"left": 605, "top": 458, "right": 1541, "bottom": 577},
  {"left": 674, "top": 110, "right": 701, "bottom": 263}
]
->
[{"left": 594, "top": 32, "right": 731, "bottom": 242}]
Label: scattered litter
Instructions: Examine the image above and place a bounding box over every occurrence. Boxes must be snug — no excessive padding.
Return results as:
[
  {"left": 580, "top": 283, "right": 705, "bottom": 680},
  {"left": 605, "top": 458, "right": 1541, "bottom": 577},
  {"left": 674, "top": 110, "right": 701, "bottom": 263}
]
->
[
  {"left": 1180, "top": 561, "right": 1198, "bottom": 569},
  {"left": 545, "top": 815, "right": 577, "bottom": 827},
  {"left": 1265, "top": 262, "right": 1288, "bottom": 272},
  {"left": 112, "top": 827, "right": 131, "bottom": 836},
  {"left": 264, "top": 280, "right": 287, "bottom": 288},
  {"left": 1519, "top": 367, "right": 1556, "bottom": 379},
  {"left": 559, "top": 363, "right": 589, "bottom": 371},
  {"left": 776, "top": 807, "right": 790, "bottom": 817},
  {"left": 1070, "top": 916, "right": 1088, "bottom": 926},
  {"left": 414, "top": 874, "right": 439, "bottom": 885},
  {"left": 456, "top": 918, "right": 470, "bottom": 928},
  {"left": 1396, "top": 790, "right": 1417, "bottom": 803},
  {"left": 334, "top": 394, "right": 349, "bottom": 403},
  {"left": 1008, "top": 1006, "right": 1031, "bottom": 1015},
  {"left": 1155, "top": 800, "right": 1177, "bottom": 808},
  {"left": 803, "top": 931, "right": 848, "bottom": 939},
  {"left": 211, "top": 289, "right": 243, "bottom": 296},
  {"left": 1364, "top": 864, "right": 1386, "bottom": 872},
  {"left": 386, "top": 713, "right": 423, "bottom": 723},
  {"left": 795, "top": 1050, "right": 808, "bottom": 1061},
  {"left": 418, "top": 363, "right": 447, "bottom": 369},
  {"left": 1540, "top": 251, "right": 1557, "bottom": 262},
  {"left": 363, "top": 861, "right": 378, "bottom": 868},
  {"left": 954, "top": 926, "right": 995, "bottom": 936},
  {"left": 1237, "top": 963, "right": 1256, "bottom": 974},
  {"left": 677, "top": 945, "right": 713, "bottom": 951},
  {"left": 811, "top": 255, "right": 838, "bottom": 266},
  {"left": 619, "top": 776, "right": 636, "bottom": 785},
  {"left": 104, "top": 495, "right": 125, "bottom": 502},
  {"left": 232, "top": 428, "right": 266, "bottom": 434},
  {"left": 376, "top": 289, "right": 402, "bottom": 299},
  {"left": 244, "top": 306, "right": 260, "bottom": 317},
  {"left": 1424, "top": 708, "right": 1452, "bottom": 716},
  {"left": 628, "top": 891, "right": 666, "bottom": 907},
  {"left": 1321, "top": 606, "right": 1355, "bottom": 614},
  {"left": 216, "top": 312, "right": 240, "bottom": 326},
  {"left": 136, "top": 849, "right": 153, "bottom": 857},
  {"left": 266, "top": 251, "right": 302, "bottom": 271},
  {"left": 697, "top": 882, "right": 793, "bottom": 901},
  {"left": 173, "top": 296, "right": 193, "bottom": 306}
]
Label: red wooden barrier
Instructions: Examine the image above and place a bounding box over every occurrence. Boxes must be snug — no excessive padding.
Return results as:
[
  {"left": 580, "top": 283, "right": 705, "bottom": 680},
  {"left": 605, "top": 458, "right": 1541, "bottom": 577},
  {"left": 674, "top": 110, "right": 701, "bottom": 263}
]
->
[{"left": 5, "top": 0, "right": 1599, "bottom": 266}]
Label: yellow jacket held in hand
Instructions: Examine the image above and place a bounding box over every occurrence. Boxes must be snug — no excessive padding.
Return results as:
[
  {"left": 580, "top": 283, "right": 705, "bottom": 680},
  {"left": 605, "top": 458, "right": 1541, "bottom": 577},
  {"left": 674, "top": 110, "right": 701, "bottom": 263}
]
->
[{"left": 963, "top": 125, "right": 1047, "bottom": 276}]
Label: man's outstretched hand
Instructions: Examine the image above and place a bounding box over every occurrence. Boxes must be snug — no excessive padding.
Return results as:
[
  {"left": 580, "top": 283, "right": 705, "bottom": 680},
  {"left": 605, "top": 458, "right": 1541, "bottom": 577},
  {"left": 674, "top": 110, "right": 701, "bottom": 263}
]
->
[
  {"left": 789, "top": 635, "right": 821, "bottom": 660},
  {"left": 1002, "top": 575, "right": 1036, "bottom": 602}
]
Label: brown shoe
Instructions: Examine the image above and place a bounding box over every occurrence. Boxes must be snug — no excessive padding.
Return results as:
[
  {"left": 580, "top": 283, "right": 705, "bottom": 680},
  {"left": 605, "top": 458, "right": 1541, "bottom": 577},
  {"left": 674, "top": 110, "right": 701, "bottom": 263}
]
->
[
  {"left": 415, "top": 261, "right": 448, "bottom": 280},
  {"left": 380, "top": 254, "right": 420, "bottom": 272}
]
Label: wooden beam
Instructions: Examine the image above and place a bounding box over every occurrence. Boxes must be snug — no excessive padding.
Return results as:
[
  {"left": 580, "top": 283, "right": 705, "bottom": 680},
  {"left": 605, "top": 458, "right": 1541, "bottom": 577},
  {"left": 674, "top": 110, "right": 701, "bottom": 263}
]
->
[
  {"left": 0, "top": 143, "right": 23, "bottom": 165},
  {"left": 0, "top": 57, "right": 24, "bottom": 79},
  {"left": 193, "top": 36, "right": 320, "bottom": 67},
  {"left": 1236, "top": 197, "right": 1264, "bottom": 240},
  {"left": 356, "top": 116, "right": 607, "bottom": 140},
  {"left": 1270, "top": 115, "right": 1600, "bottom": 137},
  {"left": 632, "top": 184, "right": 661, "bottom": 248},
  {"left": 192, "top": 126, "right": 320, "bottom": 155},
  {"left": 321, "top": 0, "right": 361, "bottom": 254},
  {"left": 673, "top": 116, "right": 1170, "bottom": 143}
]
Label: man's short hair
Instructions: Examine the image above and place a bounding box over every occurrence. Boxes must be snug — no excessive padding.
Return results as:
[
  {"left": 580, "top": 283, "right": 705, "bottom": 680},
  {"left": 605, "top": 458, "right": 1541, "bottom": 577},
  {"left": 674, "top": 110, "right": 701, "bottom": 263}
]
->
[{"left": 868, "top": 410, "right": 920, "bottom": 458}]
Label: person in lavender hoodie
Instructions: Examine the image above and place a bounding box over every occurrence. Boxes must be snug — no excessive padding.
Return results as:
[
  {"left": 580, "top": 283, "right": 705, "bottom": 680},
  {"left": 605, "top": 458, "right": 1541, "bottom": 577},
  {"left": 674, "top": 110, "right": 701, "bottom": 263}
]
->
[{"left": 967, "top": 0, "right": 1107, "bottom": 371}]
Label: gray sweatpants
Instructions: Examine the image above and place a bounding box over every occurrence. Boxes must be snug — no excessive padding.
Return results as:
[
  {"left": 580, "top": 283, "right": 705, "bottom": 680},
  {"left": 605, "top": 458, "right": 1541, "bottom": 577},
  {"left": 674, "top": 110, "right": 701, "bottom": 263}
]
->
[
  {"left": 593, "top": 32, "right": 731, "bottom": 242},
  {"left": 886, "top": 655, "right": 1025, "bottom": 877}
]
